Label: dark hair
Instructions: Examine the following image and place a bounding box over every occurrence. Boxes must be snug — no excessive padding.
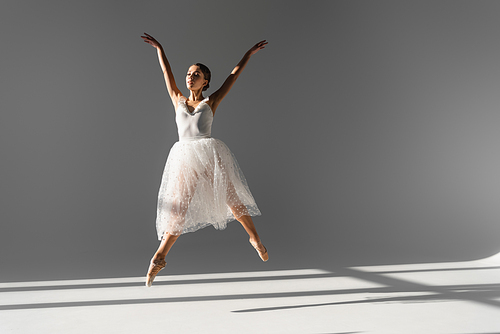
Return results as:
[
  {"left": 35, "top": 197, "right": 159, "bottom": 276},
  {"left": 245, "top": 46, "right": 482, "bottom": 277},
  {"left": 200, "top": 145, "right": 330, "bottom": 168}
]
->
[{"left": 194, "top": 63, "right": 211, "bottom": 91}]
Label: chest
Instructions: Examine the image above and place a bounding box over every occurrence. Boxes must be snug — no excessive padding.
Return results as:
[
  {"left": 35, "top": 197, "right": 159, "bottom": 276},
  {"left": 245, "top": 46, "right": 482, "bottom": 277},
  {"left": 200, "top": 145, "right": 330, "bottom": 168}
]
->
[
  {"left": 176, "top": 103, "right": 213, "bottom": 127},
  {"left": 184, "top": 101, "right": 203, "bottom": 113}
]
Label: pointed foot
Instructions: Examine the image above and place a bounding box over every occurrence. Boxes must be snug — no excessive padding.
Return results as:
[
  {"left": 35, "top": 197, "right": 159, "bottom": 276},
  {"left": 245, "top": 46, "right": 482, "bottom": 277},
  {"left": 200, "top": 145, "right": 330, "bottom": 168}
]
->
[{"left": 146, "top": 259, "right": 166, "bottom": 287}]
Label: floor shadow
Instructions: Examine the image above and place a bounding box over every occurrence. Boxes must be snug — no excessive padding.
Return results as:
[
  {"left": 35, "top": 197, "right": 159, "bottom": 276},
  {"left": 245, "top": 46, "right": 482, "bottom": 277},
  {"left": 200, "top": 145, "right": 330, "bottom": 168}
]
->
[
  {"left": 367, "top": 266, "right": 500, "bottom": 275},
  {"left": 232, "top": 265, "right": 500, "bottom": 313},
  {"left": 2, "top": 261, "right": 499, "bottom": 313},
  {"left": 0, "top": 271, "right": 338, "bottom": 293},
  {"left": 232, "top": 283, "right": 500, "bottom": 313},
  {"left": 316, "top": 332, "right": 362, "bottom": 334}
]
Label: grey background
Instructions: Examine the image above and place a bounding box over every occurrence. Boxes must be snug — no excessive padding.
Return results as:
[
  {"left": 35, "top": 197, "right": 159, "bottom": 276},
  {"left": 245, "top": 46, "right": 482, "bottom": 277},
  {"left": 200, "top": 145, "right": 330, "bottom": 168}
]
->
[{"left": 1, "top": 0, "right": 500, "bottom": 282}]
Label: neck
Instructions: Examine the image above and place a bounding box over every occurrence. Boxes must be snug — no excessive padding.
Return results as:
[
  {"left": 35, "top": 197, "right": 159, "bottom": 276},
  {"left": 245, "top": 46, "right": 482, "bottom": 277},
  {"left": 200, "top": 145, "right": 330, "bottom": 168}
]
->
[{"left": 188, "top": 89, "right": 204, "bottom": 102}]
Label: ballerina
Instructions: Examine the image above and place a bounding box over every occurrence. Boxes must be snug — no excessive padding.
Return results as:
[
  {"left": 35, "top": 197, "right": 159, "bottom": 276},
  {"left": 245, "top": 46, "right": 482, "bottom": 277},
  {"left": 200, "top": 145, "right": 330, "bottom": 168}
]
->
[{"left": 141, "top": 33, "right": 269, "bottom": 287}]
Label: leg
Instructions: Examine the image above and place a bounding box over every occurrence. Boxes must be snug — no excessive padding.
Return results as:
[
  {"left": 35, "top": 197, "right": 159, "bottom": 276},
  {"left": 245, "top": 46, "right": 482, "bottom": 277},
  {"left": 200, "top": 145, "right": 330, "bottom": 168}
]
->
[
  {"left": 226, "top": 181, "right": 260, "bottom": 242},
  {"left": 157, "top": 166, "right": 198, "bottom": 257},
  {"left": 147, "top": 169, "right": 197, "bottom": 286},
  {"left": 231, "top": 208, "right": 260, "bottom": 243},
  {"left": 217, "top": 151, "right": 268, "bottom": 260},
  {"left": 146, "top": 233, "right": 180, "bottom": 287},
  {"left": 231, "top": 210, "right": 268, "bottom": 261},
  {"left": 152, "top": 232, "right": 180, "bottom": 262},
  {"left": 227, "top": 180, "right": 268, "bottom": 262}
]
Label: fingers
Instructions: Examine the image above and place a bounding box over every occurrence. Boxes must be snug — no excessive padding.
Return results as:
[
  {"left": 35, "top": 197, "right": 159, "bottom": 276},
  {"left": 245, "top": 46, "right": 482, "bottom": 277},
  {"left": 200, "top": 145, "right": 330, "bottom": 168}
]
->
[
  {"left": 256, "top": 40, "right": 268, "bottom": 47},
  {"left": 248, "top": 40, "right": 267, "bottom": 55},
  {"left": 141, "top": 32, "right": 156, "bottom": 42},
  {"left": 141, "top": 37, "right": 153, "bottom": 45},
  {"left": 253, "top": 40, "right": 268, "bottom": 52},
  {"left": 141, "top": 33, "right": 159, "bottom": 47},
  {"left": 143, "top": 32, "right": 156, "bottom": 40}
]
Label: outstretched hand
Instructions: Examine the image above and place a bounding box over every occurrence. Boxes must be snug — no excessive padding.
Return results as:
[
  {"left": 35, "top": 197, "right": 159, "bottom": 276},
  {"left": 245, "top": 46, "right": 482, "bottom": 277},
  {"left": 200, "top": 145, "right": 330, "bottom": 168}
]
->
[
  {"left": 248, "top": 40, "right": 268, "bottom": 56},
  {"left": 141, "top": 33, "right": 162, "bottom": 49}
]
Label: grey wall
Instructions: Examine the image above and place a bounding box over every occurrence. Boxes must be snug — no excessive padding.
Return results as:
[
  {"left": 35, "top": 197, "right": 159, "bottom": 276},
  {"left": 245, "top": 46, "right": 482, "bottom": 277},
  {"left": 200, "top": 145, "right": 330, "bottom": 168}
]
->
[{"left": 2, "top": 0, "right": 500, "bottom": 281}]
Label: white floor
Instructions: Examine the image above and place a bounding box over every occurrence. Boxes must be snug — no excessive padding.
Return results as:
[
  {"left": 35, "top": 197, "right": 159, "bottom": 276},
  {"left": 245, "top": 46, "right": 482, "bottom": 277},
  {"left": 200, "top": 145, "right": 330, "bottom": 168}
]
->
[{"left": 1, "top": 254, "right": 500, "bottom": 334}]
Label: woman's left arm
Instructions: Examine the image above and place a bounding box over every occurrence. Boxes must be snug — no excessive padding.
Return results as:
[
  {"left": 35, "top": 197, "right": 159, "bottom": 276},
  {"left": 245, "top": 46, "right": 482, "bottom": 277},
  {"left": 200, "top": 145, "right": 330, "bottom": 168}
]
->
[{"left": 210, "top": 40, "right": 268, "bottom": 112}]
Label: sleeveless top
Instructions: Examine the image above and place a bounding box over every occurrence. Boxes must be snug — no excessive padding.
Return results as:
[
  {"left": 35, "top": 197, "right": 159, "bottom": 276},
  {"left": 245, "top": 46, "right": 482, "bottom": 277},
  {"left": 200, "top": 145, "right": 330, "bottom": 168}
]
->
[{"left": 175, "top": 96, "right": 213, "bottom": 141}]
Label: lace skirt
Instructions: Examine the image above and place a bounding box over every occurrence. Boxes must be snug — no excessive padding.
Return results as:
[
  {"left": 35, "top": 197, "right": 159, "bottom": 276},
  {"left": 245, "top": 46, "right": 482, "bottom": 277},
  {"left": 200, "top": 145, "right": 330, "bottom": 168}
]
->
[{"left": 155, "top": 137, "right": 261, "bottom": 239}]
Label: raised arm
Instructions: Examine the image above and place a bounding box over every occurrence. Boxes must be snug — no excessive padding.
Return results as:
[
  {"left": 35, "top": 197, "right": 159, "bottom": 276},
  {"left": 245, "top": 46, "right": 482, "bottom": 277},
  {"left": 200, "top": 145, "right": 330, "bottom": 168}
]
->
[
  {"left": 210, "top": 40, "right": 268, "bottom": 113},
  {"left": 141, "top": 33, "right": 182, "bottom": 107}
]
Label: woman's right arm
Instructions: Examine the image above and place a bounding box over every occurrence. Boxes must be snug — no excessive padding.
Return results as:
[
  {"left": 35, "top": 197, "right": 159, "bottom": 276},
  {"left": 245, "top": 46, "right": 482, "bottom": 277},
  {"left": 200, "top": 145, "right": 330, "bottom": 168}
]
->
[{"left": 141, "top": 33, "right": 182, "bottom": 107}]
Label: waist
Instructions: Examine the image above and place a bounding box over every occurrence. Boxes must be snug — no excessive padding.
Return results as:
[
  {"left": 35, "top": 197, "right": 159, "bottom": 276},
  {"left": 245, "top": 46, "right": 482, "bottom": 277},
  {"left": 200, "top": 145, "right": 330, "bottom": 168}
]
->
[{"left": 178, "top": 135, "right": 212, "bottom": 142}]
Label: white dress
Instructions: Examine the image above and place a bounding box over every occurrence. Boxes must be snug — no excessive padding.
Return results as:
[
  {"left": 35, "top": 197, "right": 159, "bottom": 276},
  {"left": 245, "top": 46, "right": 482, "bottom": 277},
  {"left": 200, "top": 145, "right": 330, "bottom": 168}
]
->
[{"left": 155, "top": 96, "right": 261, "bottom": 239}]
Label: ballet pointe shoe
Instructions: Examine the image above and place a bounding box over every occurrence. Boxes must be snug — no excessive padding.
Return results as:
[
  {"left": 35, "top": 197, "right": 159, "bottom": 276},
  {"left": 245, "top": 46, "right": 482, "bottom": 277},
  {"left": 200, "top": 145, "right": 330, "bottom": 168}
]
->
[
  {"left": 146, "top": 258, "right": 166, "bottom": 287},
  {"left": 249, "top": 239, "right": 269, "bottom": 262}
]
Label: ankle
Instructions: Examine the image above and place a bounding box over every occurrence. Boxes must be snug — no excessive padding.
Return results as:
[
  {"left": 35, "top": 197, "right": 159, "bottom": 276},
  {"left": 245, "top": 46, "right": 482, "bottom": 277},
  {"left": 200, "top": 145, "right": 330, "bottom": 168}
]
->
[
  {"left": 249, "top": 238, "right": 263, "bottom": 247},
  {"left": 152, "top": 254, "right": 166, "bottom": 262}
]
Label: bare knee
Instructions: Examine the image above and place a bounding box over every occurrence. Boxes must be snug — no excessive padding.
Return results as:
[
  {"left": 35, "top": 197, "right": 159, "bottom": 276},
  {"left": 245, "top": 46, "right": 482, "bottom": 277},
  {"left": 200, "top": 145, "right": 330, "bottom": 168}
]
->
[
  {"left": 162, "top": 232, "right": 180, "bottom": 241},
  {"left": 230, "top": 204, "right": 249, "bottom": 217}
]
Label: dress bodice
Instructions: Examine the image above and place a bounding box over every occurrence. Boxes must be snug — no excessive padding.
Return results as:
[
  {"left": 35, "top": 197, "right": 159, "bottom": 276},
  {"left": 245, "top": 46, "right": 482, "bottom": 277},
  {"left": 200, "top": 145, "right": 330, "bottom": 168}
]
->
[{"left": 175, "top": 97, "right": 213, "bottom": 141}]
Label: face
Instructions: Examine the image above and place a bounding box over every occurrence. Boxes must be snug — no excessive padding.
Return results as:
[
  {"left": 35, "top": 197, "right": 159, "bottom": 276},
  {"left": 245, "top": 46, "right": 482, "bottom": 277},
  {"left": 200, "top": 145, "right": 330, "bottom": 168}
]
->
[{"left": 186, "top": 65, "right": 207, "bottom": 91}]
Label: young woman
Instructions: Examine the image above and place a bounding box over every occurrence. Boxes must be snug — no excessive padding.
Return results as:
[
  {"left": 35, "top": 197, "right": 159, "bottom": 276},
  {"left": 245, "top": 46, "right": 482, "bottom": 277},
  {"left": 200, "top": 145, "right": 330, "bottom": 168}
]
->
[{"left": 141, "top": 33, "right": 269, "bottom": 287}]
